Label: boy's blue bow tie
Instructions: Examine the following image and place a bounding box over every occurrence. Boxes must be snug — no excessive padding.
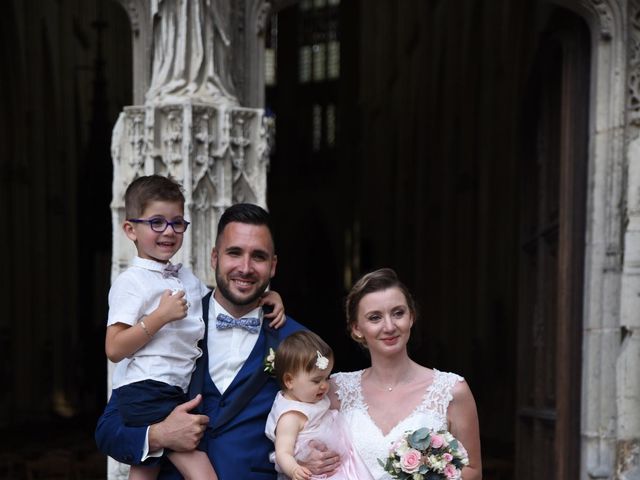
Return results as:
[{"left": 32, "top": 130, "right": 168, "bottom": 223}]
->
[
  {"left": 162, "top": 263, "right": 182, "bottom": 278},
  {"left": 216, "top": 313, "right": 260, "bottom": 334}
]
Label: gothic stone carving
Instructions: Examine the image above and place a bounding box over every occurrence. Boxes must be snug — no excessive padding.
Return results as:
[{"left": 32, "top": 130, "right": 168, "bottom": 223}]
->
[
  {"left": 147, "top": 0, "right": 238, "bottom": 103},
  {"left": 112, "top": 101, "right": 269, "bottom": 285},
  {"left": 629, "top": 0, "right": 640, "bottom": 127}
]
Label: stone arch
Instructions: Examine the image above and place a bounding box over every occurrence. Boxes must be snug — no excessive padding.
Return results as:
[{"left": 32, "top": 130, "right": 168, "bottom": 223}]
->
[
  {"left": 192, "top": 174, "right": 220, "bottom": 286},
  {"left": 554, "top": 0, "right": 620, "bottom": 40},
  {"left": 546, "top": 0, "right": 628, "bottom": 477}
]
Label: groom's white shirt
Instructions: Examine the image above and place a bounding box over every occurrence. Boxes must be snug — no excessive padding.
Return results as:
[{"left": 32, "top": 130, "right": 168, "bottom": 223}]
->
[
  {"left": 142, "top": 292, "right": 263, "bottom": 460},
  {"left": 208, "top": 295, "right": 263, "bottom": 393}
]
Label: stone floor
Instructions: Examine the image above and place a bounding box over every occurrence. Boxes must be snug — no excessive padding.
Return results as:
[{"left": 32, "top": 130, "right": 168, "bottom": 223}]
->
[{"left": 0, "top": 416, "right": 106, "bottom": 480}]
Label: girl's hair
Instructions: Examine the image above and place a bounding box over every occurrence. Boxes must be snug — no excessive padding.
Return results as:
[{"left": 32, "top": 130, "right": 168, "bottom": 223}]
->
[
  {"left": 274, "top": 331, "right": 334, "bottom": 388},
  {"left": 345, "top": 268, "right": 417, "bottom": 347}
]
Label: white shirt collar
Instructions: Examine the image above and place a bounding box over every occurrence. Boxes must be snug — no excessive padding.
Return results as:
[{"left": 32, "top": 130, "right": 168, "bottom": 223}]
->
[
  {"left": 211, "top": 291, "right": 263, "bottom": 322},
  {"left": 131, "top": 256, "right": 175, "bottom": 273}
]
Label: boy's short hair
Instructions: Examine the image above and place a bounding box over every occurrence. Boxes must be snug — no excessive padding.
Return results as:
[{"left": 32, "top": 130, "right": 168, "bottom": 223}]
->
[
  {"left": 124, "top": 175, "right": 185, "bottom": 218},
  {"left": 273, "top": 331, "right": 334, "bottom": 388}
]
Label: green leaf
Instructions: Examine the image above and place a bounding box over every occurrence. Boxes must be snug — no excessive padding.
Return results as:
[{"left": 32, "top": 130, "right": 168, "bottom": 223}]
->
[{"left": 409, "top": 428, "right": 431, "bottom": 450}]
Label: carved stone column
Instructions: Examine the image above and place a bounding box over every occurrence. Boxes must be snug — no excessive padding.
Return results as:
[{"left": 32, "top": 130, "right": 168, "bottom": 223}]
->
[
  {"left": 111, "top": 102, "right": 271, "bottom": 285},
  {"left": 109, "top": 1, "right": 271, "bottom": 478}
]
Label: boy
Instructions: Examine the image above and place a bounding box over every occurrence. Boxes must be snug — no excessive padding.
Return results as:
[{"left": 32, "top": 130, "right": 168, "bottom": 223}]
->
[{"left": 106, "top": 175, "right": 284, "bottom": 479}]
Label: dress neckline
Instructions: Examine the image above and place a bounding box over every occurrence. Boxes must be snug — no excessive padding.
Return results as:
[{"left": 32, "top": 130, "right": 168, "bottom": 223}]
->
[{"left": 356, "top": 368, "right": 440, "bottom": 438}]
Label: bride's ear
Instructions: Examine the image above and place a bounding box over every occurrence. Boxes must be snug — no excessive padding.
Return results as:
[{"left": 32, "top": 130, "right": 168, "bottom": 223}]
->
[{"left": 351, "top": 325, "right": 367, "bottom": 346}]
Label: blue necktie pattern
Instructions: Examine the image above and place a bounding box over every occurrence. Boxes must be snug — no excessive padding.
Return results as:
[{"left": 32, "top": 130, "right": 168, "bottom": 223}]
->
[{"left": 216, "top": 313, "right": 260, "bottom": 334}]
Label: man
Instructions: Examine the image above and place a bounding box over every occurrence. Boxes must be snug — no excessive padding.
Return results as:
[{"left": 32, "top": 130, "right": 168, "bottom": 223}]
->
[{"left": 96, "top": 204, "right": 337, "bottom": 478}]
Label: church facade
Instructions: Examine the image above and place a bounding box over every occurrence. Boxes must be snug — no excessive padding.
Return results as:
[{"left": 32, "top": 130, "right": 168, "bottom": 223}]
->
[{"left": 2, "top": 0, "right": 639, "bottom": 478}]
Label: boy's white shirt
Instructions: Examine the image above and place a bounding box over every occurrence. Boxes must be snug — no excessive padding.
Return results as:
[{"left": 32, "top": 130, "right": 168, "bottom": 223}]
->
[{"left": 109, "top": 256, "right": 209, "bottom": 392}]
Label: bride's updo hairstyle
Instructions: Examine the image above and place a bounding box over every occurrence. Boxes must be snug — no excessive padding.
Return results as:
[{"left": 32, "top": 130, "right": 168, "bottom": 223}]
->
[
  {"left": 345, "top": 268, "right": 417, "bottom": 347},
  {"left": 274, "top": 331, "right": 334, "bottom": 389}
]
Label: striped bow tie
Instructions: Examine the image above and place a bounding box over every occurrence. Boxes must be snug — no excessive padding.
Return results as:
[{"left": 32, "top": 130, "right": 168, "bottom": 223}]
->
[
  {"left": 162, "top": 263, "right": 182, "bottom": 278},
  {"left": 216, "top": 313, "right": 260, "bottom": 334}
]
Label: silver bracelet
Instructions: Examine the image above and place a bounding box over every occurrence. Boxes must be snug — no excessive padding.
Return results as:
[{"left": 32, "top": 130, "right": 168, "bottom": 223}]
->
[{"left": 139, "top": 320, "right": 152, "bottom": 338}]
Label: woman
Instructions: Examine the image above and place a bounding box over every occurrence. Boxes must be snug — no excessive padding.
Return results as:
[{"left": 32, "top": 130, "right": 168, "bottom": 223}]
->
[{"left": 329, "top": 268, "right": 482, "bottom": 479}]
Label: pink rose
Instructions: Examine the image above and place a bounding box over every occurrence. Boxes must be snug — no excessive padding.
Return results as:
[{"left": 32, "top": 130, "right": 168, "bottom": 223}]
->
[
  {"left": 400, "top": 449, "right": 422, "bottom": 473},
  {"left": 443, "top": 452, "right": 453, "bottom": 462},
  {"left": 430, "top": 434, "right": 445, "bottom": 449},
  {"left": 390, "top": 438, "right": 404, "bottom": 452},
  {"left": 444, "top": 464, "right": 460, "bottom": 479}
]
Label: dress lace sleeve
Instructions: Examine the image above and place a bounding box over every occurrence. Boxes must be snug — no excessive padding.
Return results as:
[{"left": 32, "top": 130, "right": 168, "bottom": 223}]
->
[
  {"left": 331, "top": 370, "right": 364, "bottom": 413},
  {"left": 420, "top": 370, "right": 464, "bottom": 420}
]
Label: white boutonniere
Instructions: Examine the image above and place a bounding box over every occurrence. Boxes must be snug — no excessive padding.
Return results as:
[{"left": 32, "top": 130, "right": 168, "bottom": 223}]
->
[{"left": 264, "top": 347, "right": 276, "bottom": 375}]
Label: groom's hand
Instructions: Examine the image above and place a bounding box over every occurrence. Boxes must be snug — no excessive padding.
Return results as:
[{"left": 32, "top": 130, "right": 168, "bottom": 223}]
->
[
  {"left": 148, "top": 394, "right": 209, "bottom": 452},
  {"left": 299, "top": 440, "right": 340, "bottom": 476}
]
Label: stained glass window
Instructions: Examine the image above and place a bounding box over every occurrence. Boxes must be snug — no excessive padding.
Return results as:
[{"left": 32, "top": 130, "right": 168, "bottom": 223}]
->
[
  {"left": 313, "top": 43, "right": 327, "bottom": 81},
  {"left": 326, "top": 104, "right": 336, "bottom": 147},
  {"left": 299, "top": 46, "right": 312, "bottom": 83},
  {"left": 267, "top": 0, "right": 341, "bottom": 155},
  {"left": 328, "top": 40, "right": 340, "bottom": 79},
  {"left": 312, "top": 104, "right": 323, "bottom": 151},
  {"left": 298, "top": 0, "right": 340, "bottom": 84},
  {"left": 265, "top": 13, "right": 278, "bottom": 86}
]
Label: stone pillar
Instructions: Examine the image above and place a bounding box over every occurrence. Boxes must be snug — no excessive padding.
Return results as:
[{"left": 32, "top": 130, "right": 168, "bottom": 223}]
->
[
  {"left": 571, "top": 0, "right": 632, "bottom": 479},
  {"left": 111, "top": 102, "right": 271, "bottom": 285},
  {"left": 616, "top": 3, "right": 640, "bottom": 478},
  {"left": 108, "top": 1, "right": 271, "bottom": 478}
]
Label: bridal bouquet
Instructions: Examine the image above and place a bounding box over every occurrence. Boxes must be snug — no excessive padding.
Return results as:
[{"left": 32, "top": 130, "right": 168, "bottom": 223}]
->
[{"left": 378, "top": 428, "right": 469, "bottom": 480}]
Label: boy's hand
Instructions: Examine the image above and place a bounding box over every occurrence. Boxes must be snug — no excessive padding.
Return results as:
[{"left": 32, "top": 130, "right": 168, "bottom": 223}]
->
[
  {"left": 155, "top": 289, "right": 189, "bottom": 325},
  {"left": 260, "top": 290, "right": 286, "bottom": 329}
]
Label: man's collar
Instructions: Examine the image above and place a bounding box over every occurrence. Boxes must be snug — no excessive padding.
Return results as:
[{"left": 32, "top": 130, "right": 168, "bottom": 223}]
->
[{"left": 210, "top": 290, "right": 263, "bottom": 321}]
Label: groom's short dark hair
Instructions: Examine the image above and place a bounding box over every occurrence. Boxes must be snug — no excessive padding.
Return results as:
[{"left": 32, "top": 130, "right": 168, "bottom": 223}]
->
[{"left": 216, "top": 203, "right": 274, "bottom": 243}]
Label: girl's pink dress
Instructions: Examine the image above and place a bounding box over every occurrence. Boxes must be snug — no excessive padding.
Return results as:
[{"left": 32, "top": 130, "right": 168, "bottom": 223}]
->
[{"left": 266, "top": 391, "right": 374, "bottom": 480}]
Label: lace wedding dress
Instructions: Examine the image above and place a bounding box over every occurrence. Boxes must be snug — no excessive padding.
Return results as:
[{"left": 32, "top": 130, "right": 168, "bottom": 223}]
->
[{"left": 332, "top": 369, "right": 463, "bottom": 480}]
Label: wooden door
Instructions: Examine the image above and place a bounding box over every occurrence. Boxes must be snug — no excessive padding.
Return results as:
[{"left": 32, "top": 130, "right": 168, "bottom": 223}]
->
[{"left": 516, "top": 8, "right": 590, "bottom": 480}]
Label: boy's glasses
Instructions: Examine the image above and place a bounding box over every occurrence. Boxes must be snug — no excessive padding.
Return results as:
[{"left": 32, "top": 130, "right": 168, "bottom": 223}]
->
[{"left": 128, "top": 217, "right": 191, "bottom": 233}]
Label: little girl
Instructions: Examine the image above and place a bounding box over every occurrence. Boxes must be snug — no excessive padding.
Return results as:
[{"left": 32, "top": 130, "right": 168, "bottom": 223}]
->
[{"left": 265, "top": 331, "right": 373, "bottom": 480}]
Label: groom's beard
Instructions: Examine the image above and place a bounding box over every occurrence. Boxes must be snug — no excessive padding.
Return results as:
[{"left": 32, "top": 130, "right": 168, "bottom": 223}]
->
[{"left": 214, "top": 261, "right": 270, "bottom": 307}]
